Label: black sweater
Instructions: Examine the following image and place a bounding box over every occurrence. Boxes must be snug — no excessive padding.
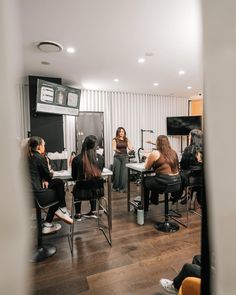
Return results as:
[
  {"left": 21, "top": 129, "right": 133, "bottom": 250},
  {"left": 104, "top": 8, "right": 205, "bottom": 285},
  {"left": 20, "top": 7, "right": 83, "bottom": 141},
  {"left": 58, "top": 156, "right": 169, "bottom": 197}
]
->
[
  {"left": 180, "top": 145, "right": 203, "bottom": 170},
  {"left": 71, "top": 153, "right": 104, "bottom": 180}
]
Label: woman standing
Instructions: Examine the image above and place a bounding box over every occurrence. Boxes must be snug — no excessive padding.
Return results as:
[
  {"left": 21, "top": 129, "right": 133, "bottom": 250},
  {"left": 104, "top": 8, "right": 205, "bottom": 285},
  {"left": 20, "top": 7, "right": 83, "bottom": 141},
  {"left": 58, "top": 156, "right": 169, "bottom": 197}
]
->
[
  {"left": 144, "top": 135, "right": 180, "bottom": 212},
  {"left": 72, "top": 135, "right": 104, "bottom": 220},
  {"left": 112, "top": 127, "right": 133, "bottom": 193}
]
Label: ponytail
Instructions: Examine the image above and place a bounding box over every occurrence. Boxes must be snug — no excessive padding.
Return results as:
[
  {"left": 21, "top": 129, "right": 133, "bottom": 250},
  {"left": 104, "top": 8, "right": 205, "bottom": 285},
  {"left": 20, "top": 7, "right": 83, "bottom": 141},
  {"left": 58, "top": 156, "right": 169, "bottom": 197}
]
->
[{"left": 27, "top": 136, "right": 43, "bottom": 158}]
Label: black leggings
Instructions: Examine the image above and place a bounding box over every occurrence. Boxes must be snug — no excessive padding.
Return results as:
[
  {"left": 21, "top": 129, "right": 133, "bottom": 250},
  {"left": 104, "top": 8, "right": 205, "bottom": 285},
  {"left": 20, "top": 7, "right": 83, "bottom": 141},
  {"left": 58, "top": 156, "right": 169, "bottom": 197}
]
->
[
  {"left": 173, "top": 255, "right": 201, "bottom": 290},
  {"left": 74, "top": 200, "right": 96, "bottom": 214},
  {"left": 48, "top": 178, "right": 66, "bottom": 208},
  {"left": 35, "top": 178, "right": 66, "bottom": 223}
]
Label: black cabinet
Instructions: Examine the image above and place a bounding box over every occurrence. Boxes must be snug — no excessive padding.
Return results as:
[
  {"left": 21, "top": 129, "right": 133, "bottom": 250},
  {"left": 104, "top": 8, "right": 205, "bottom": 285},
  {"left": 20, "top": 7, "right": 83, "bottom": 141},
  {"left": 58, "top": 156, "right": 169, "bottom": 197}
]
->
[{"left": 28, "top": 75, "right": 64, "bottom": 152}]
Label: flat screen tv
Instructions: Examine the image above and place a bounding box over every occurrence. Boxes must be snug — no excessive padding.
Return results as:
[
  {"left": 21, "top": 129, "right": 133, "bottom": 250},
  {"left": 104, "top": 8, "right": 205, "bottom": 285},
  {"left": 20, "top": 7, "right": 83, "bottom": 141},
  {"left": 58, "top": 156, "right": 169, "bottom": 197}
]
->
[
  {"left": 167, "top": 116, "right": 202, "bottom": 136},
  {"left": 36, "top": 79, "right": 81, "bottom": 116}
]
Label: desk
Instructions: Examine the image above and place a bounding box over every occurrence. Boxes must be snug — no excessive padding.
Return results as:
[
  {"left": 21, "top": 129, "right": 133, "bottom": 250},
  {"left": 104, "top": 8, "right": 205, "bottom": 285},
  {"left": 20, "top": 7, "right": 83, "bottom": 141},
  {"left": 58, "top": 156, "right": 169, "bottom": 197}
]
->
[
  {"left": 53, "top": 170, "right": 72, "bottom": 180},
  {"left": 53, "top": 168, "right": 113, "bottom": 229},
  {"left": 126, "top": 163, "right": 154, "bottom": 216}
]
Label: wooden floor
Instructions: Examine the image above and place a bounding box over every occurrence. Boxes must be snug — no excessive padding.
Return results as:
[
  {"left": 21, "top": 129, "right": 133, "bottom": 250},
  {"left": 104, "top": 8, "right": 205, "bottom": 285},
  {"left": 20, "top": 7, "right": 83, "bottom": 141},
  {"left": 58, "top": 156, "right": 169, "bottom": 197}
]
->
[{"left": 32, "top": 182, "right": 201, "bottom": 295}]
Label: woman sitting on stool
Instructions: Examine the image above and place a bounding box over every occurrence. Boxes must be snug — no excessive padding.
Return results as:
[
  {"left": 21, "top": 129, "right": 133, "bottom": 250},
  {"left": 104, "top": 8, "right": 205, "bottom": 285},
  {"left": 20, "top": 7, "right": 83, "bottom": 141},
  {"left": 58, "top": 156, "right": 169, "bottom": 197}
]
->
[
  {"left": 180, "top": 129, "right": 203, "bottom": 205},
  {"left": 144, "top": 135, "right": 180, "bottom": 212},
  {"left": 71, "top": 135, "right": 104, "bottom": 220},
  {"left": 27, "top": 136, "right": 73, "bottom": 235}
]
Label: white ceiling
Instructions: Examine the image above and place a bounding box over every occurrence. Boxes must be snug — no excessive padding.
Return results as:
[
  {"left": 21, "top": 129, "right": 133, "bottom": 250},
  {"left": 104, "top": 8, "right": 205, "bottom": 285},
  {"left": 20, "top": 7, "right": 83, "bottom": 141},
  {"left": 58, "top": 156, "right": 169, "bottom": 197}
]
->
[{"left": 20, "top": 0, "right": 203, "bottom": 97}]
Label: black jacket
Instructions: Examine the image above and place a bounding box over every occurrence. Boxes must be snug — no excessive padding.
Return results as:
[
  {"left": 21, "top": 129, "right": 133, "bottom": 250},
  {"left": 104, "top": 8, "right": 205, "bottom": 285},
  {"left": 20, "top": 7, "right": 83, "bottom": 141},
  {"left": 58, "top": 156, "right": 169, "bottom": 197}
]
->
[{"left": 28, "top": 151, "right": 52, "bottom": 192}]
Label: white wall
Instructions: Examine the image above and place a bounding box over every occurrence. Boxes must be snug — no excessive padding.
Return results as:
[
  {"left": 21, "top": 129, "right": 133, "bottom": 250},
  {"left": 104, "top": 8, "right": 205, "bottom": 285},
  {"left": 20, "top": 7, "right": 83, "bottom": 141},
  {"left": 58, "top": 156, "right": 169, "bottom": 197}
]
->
[
  {"left": 202, "top": 0, "right": 236, "bottom": 293},
  {"left": 0, "top": 0, "right": 31, "bottom": 294}
]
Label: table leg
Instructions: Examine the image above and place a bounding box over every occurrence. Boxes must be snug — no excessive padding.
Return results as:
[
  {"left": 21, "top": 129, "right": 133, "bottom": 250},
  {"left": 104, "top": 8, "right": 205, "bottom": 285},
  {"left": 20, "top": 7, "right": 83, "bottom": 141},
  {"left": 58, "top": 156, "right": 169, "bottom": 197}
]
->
[
  {"left": 140, "top": 173, "right": 145, "bottom": 224},
  {"left": 127, "top": 168, "right": 131, "bottom": 211},
  {"left": 107, "top": 175, "right": 112, "bottom": 229},
  {"left": 140, "top": 173, "right": 144, "bottom": 210}
]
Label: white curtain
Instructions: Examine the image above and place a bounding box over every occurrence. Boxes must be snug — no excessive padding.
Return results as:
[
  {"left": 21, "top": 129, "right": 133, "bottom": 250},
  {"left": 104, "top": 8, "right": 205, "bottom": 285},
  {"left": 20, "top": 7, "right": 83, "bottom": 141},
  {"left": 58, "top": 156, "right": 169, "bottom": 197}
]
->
[
  {"left": 63, "top": 115, "right": 76, "bottom": 157},
  {"left": 64, "top": 90, "right": 188, "bottom": 167},
  {"left": 16, "top": 84, "right": 30, "bottom": 141}
]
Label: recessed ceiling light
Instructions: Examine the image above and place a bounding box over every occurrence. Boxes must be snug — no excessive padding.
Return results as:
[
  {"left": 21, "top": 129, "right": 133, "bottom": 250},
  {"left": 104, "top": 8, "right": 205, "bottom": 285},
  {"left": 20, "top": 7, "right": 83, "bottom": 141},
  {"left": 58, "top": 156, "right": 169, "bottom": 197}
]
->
[
  {"left": 187, "top": 86, "right": 192, "bottom": 89},
  {"left": 153, "top": 83, "right": 159, "bottom": 86},
  {"left": 138, "top": 58, "right": 145, "bottom": 63},
  {"left": 66, "top": 47, "right": 75, "bottom": 53},
  {"left": 145, "top": 52, "right": 154, "bottom": 57},
  {"left": 178, "top": 70, "right": 185, "bottom": 75},
  {"left": 113, "top": 78, "right": 119, "bottom": 82},
  {"left": 41, "top": 61, "right": 51, "bottom": 65}
]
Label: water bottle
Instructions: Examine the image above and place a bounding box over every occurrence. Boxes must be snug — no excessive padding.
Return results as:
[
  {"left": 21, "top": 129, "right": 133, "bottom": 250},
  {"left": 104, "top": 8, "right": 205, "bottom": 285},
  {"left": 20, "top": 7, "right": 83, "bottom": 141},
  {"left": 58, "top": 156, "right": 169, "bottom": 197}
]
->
[{"left": 137, "top": 203, "right": 144, "bottom": 225}]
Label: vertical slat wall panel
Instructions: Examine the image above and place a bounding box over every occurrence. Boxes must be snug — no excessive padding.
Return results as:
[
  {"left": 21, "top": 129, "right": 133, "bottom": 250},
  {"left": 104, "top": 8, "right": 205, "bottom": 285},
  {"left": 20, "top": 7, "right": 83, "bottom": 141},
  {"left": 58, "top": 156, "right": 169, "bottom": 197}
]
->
[
  {"left": 59, "top": 90, "right": 189, "bottom": 167},
  {"left": 110, "top": 92, "right": 188, "bottom": 162}
]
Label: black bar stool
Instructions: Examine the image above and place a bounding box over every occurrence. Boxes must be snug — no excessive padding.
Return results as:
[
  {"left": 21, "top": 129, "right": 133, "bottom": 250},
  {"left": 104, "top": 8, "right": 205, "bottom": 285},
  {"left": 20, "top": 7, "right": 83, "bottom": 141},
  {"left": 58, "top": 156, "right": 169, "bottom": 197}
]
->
[
  {"left": 186, "top": 167, "right": 202, "bottom": 218},
  {"left": 69, "top": 178, "right": 112, "bottom": 256},
  {"left": 155, "top": 179, "right": 182, "bottom": 233},
  {"left": 31, "top": 190, "right": 59, "bottom": 262}
]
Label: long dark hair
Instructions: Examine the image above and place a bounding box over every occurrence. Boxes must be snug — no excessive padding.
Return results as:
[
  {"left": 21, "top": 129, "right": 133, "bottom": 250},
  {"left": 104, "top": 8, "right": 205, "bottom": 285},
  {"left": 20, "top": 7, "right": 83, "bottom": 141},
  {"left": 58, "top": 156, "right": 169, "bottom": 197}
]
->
[
  {"left": 81, "top": 135, "right": 101, "bottom": 179},
  {"left": 190, "top": 129, "right": 203, "bottom": 145},
  {"left": 190, "top": 129, "right": 203, "bottom": 150},
  {"left": 115, "top": 127, "right": 128, "bottom": 142},
  {"left": 27, "top": 136, "right": 43, "bottom": 158},
  {"left": 156, "top": 135, "right": 179, "bottom": 172}
]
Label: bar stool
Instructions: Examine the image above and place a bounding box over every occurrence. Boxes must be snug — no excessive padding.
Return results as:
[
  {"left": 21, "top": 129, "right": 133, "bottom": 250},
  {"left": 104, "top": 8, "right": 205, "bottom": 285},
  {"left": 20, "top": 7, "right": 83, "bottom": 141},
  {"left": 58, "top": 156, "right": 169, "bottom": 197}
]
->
[
  {"left": 186, "top": 167, "right": 202, "bottom": 218},
  {"left": 155, "top": 178, "right": 182, "bottom": 233},
  {"left": 68, "top": 178, "right": 112, "bottom": 256},
  {"left": 31, "top": 190, "right": 59, "bottom": 262}
]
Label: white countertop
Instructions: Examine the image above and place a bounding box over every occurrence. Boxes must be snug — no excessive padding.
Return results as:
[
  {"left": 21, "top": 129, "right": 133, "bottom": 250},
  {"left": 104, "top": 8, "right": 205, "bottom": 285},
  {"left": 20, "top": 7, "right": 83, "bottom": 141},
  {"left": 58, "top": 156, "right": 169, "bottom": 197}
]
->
[{"left": 53, "top": 167, "right": 113, "bottom": 178}]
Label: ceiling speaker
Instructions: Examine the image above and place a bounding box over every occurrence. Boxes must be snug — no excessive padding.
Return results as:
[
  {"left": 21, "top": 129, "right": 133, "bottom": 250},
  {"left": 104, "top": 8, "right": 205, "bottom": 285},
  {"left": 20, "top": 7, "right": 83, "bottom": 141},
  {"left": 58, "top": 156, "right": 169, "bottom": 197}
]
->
[{"left": 37, "top": 41, "right": 63, "bottom": 53}]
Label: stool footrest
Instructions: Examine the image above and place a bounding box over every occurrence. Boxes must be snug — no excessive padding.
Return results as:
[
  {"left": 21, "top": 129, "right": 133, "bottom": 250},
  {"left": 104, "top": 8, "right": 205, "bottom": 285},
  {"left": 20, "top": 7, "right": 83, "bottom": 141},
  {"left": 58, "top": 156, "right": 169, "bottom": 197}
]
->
[
  {"left": 154, "top": 221, "right": 180, "bottom": 233},
  {"left": 168, "top": 209, "right": 182, "bottom": 218},
  {"left": 30, "top": 244, "right": 57, "bottom": 262}
]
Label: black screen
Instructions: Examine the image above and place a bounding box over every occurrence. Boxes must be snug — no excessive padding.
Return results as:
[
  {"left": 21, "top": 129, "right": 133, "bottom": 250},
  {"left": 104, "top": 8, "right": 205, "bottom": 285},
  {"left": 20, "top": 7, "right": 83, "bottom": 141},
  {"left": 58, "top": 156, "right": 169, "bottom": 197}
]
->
[
  {"left": 29, "top": 76, "right": 64, "bottom": 152},
  {"left": 167, "top": 116, "right": 202, "bottom": 136}
]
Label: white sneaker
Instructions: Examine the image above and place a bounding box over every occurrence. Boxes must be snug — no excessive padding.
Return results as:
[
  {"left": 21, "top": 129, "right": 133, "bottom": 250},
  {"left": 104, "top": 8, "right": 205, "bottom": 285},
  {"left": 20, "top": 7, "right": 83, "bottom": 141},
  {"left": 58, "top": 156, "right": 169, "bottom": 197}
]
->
[
  {"left": 42, "top": 222, "right": 61, "bottom": 235},
  {"left": 160, "top": 279, "right": 178, "bottom": 294},
  {"left": 60, "top": 207, "right": 71, "bottom": 217},
  {"left": 55, "top": 208, "right": 73, "bottom": 224}
]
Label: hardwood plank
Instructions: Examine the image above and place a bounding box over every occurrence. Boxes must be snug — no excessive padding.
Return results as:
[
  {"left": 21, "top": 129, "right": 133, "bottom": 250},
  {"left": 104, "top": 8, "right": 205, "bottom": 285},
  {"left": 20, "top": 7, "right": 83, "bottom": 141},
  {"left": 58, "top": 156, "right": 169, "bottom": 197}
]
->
[{"left": 32, "top": 182, "right": 201, "bottom": 295}]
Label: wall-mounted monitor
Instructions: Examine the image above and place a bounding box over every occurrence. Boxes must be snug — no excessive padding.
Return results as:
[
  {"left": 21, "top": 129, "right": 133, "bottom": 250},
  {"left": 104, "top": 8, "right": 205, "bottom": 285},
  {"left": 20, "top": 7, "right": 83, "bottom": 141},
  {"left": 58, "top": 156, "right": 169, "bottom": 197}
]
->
[
  {"left": 36, "top": 79, "right": 81, "bottom": 116},
  {"left": 167, "top": 115, "right": 202, "bottom": 136}
]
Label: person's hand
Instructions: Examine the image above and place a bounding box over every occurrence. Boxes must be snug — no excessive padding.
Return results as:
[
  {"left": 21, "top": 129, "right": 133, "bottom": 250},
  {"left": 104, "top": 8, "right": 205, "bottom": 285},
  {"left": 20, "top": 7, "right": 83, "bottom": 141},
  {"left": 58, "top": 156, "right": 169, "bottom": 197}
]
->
[
  {"left": 196, "top": 152, "right": 203, "bottom": 163},
  {"left": 128, "top": 150, "right": 135, "bottom": 156},
  {"left": 143, "top": 152, "right": 150, "bottom": 158},
  {"left": 42, "top": 180, "right": 49, "bottom": 189}
]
